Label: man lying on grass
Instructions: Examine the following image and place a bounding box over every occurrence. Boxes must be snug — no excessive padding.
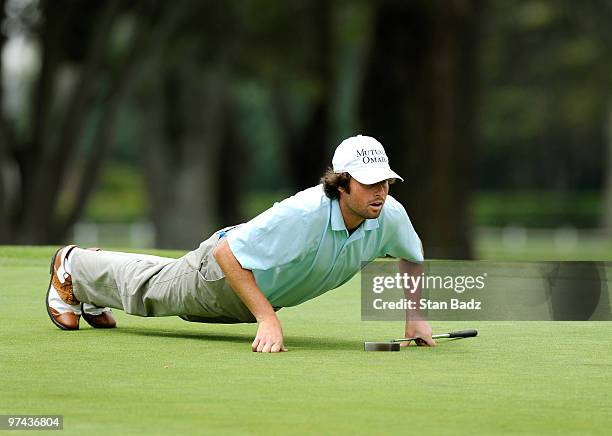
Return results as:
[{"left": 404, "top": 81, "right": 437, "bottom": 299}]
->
[{"left": 46, "top": 135, "right": 434, "bottom": 352}]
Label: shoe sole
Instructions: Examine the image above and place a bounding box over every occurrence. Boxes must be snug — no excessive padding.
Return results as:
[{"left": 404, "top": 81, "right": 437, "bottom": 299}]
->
[{"left": 45, "top": 247, "right": 77, "bottom": 331}]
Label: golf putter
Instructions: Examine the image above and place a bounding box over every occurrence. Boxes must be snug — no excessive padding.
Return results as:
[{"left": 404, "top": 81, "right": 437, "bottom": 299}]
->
[{"left": 364, "top": 329, "right": 478, "bottom": 351}]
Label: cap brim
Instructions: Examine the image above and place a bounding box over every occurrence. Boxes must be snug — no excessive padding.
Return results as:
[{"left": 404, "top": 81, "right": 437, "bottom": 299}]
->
[{"left": 347, "top": 168, "right": 404, "bottom": 185}]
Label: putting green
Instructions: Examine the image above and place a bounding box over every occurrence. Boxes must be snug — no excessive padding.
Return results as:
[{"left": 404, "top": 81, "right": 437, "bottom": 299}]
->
[{"left": 1, "top": 246, "right": 611, "bottom": 435}]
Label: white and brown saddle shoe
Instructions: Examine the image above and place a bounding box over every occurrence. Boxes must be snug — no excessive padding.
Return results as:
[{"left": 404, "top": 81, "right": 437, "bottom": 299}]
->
[{"left": 46, "top": 245, "right": 116, "bottom": 330}]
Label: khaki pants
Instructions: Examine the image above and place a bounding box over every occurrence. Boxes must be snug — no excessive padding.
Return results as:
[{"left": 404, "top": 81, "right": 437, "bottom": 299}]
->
[{"left": 71, "top": 231, "right": 256, "bottom": 323}]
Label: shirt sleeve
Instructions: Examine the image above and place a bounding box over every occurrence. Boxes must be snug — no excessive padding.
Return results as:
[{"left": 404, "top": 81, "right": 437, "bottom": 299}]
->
[
  {"left": 226, "top": 199, "right": 315, "bottom": 271},
  {"left": 383, "top": 198, "right": 424, "bottom": 263}
]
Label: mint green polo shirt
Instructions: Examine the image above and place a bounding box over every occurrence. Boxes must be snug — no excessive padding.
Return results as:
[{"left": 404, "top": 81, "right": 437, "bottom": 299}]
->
[{"left": 226, "top": 185, "right": 423, "bottom": 307}]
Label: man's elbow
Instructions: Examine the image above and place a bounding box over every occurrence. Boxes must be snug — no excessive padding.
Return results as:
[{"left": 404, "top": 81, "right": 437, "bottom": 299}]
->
[{"left": 212, "top": 239, "right": 228, "bottom": 264}]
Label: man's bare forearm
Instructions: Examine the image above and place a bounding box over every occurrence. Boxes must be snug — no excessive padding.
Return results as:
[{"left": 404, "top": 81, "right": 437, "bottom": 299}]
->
[
  {"left": 399, "top": 258, "right": 424, "bottom": 320},
  {"left": 213, "top": 238, "right": 286, "bottom": 352},
  {"left": 400, "top": 258, "right": 434, "bottom": 345},
  {"left": 212, "top": 238, "right": 277, "bottom": 322}
]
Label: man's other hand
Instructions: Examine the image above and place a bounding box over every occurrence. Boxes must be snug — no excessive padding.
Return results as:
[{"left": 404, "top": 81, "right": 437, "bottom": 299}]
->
[
  {"left": 401, "top": 319, "right": 436, "bottom": 347},
  {"left": 252, "top": 316, "right": 288, "bottom": 353}
]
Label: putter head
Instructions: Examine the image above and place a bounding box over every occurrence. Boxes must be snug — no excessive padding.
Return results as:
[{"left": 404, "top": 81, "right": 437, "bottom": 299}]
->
[{"left": 364, "top": 341, "right": 400, "bottom": 352}]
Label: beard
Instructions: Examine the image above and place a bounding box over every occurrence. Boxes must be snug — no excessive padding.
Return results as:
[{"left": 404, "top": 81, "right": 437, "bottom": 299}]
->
[{"left": 351, "top": 201, "right": 384, "bottom": 220}]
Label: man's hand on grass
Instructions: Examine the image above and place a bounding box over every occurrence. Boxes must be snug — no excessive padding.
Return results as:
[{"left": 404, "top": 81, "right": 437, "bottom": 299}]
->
[
  {"left": 252, "top": 316, "right": 288, "bottom": 353},
  {"left": 401, "top": 318, "right": 436, "bottom": 347}
]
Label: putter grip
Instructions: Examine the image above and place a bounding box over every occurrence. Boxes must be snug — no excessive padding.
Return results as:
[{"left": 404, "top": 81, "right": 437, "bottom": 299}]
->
[{"left": 448, "top": 329, "right": 478, "bottom": 338}]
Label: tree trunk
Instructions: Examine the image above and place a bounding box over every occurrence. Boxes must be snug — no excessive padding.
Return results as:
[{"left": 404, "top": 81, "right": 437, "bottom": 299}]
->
[
  {"left": 360, "top": 0, "right": 481, "bottom": 259},
  {"left": 217, "top": 102, "right": 247, "bottom": 226},
  {"left": 274, "top": 0, "right": 333, "bottom": 191},
  {"left": 18, "top": 0, "right": 121, "bottom": 244},
  {"left": 603, "top": 102, "right": 612, "bottom": 236},
  {"left": 0, "top": 0, "right": 9, "bottom": 241},
  {"left": 142, "top": 62, "right": 227, "bottom": 249}
]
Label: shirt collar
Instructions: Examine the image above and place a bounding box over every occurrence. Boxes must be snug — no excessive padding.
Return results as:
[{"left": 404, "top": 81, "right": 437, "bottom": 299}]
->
[
  {"left": 363, "top": 217, "right": 380, "bottom": 231},
  {"left": 330, "top": 199, "right": 380, "bottom": 233}
]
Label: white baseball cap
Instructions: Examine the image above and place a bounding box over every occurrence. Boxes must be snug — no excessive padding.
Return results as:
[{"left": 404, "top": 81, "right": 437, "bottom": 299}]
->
[{"left": 332, "top": 135, "right": 404, "bottom": 184}]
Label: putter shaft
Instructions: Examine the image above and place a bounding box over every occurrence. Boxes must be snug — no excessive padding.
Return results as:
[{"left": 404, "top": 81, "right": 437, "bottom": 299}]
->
[
  {"left": 391, "top": 329, "right": 478, "bottom": 343},
  {"left": 391, "top": 333, "right": 449, "bottom": 343}
]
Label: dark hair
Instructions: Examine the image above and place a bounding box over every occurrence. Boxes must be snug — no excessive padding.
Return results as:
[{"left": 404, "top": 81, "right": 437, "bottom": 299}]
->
[{"left": 320, "top": 168, "right": 351, "bottom": 199}]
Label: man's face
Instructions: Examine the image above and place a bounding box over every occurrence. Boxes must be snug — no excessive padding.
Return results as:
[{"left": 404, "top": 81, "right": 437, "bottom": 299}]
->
[{"left": 339, "top": 178, "right": 390, "bottom": 226}]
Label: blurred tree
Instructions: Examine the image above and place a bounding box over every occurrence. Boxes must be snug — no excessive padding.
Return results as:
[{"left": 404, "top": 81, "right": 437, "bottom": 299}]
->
[
  {"left": 480, "top": 0, "right": 612, "bottom": 191},
  {"left": 270, "top": 0, "right": 333, "bottom": 190},
  {"left": 605, "top": 104, "right": 612, "bottom": 235},
  {"left": 361, "top": 0, "right": 482, "bottom": 259},
  {"left": 217, "top": 102, "right": 247, "bottom": 226},
  {"left": 229, "top": 0, "right": 337, "bottom": 191},
  {"left": 0, "top": 0, "right": 9, "bottom": 240},
  {"left": 0, "top": 0, "right": 190, "bottom": 244},
  {"left": 479, "top": 0, "right": 612, "bottom": 232},
  {"left": 0, "top": 0, "right": 122, "bottom": 243},
  {"left": 135, "top": 1, "right": 243, "bottom": 248},
  {"left": 138, "top": 63, "right": 230, "bottom": 249}
]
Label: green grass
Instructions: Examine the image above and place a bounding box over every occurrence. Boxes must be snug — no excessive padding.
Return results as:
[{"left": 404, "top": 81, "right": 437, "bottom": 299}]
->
[
  {"left": 474, "top": 191, "right": 601, "bottom": 228},
  {"left": 1, "top": 246, "right": 612, "bottom": 435},
  {"left": 476, "top": 230, "right": 612, "bottom": 261}
]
